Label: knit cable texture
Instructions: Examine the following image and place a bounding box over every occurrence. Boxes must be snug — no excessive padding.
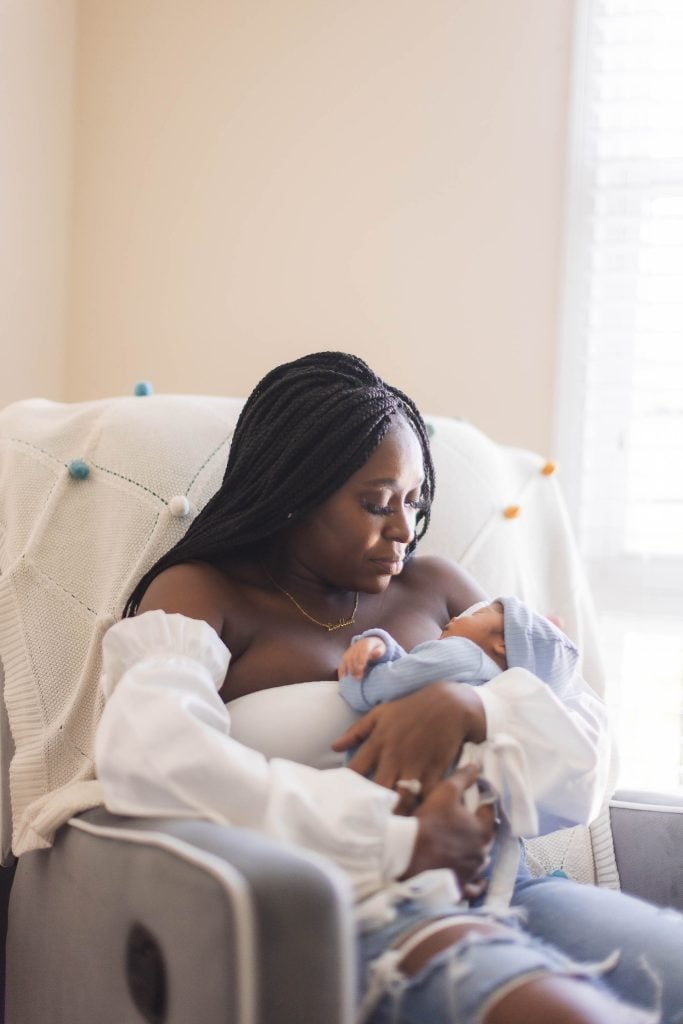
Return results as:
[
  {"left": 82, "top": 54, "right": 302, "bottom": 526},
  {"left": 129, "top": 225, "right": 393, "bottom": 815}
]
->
[{"left": 0, "top": 395, "right": 239, "bottom": 855}]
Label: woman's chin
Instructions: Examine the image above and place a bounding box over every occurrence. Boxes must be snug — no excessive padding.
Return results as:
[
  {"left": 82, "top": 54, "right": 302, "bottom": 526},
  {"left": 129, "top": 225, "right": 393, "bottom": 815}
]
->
[{"left": 361, "top": 572, "right": 396, "bottom": 595}]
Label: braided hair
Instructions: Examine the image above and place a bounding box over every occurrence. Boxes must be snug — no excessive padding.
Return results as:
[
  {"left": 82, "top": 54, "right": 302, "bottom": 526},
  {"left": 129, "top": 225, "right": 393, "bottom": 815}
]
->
[{"left": 124, "top": 351, "right": 435, "bottom": 616}]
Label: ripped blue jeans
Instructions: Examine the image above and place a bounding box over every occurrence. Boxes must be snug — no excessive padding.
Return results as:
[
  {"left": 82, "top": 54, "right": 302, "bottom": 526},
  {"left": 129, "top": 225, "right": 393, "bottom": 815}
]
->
[{"left": 357, "top": 875, "right": 683, "bottom": 1023}]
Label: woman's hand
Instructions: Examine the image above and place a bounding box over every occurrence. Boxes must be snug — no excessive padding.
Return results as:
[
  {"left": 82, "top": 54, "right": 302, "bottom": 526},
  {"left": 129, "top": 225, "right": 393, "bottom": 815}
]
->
[
  {"left": 400, "top": 765, "right": 495, "bottom": 899},
  {"left": 331, "top": 682, "right": 487, "bottom": 812}
]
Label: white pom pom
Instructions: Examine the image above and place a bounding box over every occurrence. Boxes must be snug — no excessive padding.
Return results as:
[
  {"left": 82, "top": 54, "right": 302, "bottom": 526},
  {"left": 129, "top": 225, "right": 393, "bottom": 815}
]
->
[{"left": 169, "top": 495, "right": 191, "bottom": 517}]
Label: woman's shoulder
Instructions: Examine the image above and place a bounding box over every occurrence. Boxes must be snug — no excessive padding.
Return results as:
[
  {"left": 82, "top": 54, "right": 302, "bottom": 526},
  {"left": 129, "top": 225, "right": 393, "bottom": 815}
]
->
[
  {"left": 401, "top": 554, "right": 487, "bottom": 614},
  {"left": 402, "top": 553, "right": 459, "bottom": 581},
  {"left": 135, "top": 561, "right": 268, "bottom": 657},
  {"left": 401, "top": 553, "right": 472, "bottom": 586},
  {"left": 136, "top": 561, "right": 237, "bottom": 634}
]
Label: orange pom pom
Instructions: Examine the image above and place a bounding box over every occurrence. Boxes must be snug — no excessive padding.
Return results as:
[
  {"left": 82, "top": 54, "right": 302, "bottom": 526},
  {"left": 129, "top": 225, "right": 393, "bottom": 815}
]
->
[
  {"left": 503, "top": 505, "right": 521, "bottom": 519},
  {"left": 541, "top": 460, "right": 557, "bottom": 476}
]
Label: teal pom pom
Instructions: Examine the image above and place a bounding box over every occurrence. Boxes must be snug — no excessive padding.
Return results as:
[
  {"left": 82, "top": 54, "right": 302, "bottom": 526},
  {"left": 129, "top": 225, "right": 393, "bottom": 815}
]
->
[
  {"left": 426, "top": 422, "right": 436, "bottom": 438},
  {"left": 68, "top": 459, "right": 90, "bottom": 480},
  {"left": 133, "top": 380, "right": 154, "bottom": 396},
  {"left": 550, "top": 869, "right": 569, "bottom": 878}
]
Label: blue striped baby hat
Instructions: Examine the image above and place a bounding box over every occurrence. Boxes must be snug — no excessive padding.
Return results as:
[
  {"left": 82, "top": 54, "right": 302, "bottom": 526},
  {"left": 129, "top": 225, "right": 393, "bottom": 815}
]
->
[{"left": 496, "top": 596, "right": 579, "bottom": 690}]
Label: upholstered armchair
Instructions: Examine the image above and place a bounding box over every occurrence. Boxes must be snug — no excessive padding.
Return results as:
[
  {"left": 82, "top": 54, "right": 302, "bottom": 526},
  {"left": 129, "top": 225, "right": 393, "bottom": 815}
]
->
[{"left": 0, "top": 393, "right": 622, "bottom": 1023}]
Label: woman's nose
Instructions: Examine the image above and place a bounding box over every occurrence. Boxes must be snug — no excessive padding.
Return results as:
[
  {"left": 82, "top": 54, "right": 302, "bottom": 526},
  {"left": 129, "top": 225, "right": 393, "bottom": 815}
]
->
[{"left": 385, "top": 507, "right": 415, "bottom": 544}]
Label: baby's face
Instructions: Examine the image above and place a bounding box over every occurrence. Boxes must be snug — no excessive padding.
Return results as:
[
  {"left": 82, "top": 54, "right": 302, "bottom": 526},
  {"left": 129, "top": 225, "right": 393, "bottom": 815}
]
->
[{"left": 440, "top": 602, "right": 506, "bottom": 665}]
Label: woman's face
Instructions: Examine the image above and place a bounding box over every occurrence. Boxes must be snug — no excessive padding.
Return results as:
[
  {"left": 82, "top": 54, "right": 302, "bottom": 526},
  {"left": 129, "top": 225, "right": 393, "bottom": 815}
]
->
[{"left": 286, "top": 416, "right": 426, "bottom": 593}]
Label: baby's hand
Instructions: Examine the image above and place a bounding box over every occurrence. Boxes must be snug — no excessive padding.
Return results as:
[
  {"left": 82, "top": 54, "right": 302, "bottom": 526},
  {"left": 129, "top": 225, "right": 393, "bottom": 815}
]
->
[{"left": 338, "top": 636, "right": 387, "bottom": 680}]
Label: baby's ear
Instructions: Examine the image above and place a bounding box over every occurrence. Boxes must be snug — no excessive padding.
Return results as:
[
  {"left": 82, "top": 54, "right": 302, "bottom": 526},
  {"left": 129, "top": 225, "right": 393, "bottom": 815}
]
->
[{"left": 491, "top": 633, "right": 506, "bottom": 658}]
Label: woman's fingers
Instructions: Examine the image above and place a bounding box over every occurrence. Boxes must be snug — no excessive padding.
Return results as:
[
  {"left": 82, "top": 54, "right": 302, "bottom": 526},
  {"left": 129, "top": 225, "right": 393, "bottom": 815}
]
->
[
  {"left": 373, "top": 691, "right": 468, "bottom": 790},
  {"left": 474, "top": 800, "right": 496, "bottom": 843},
  {"left": 393, "top": 764, "right": 482, "bottom": 816},
  {"left": 331, "top": 709, "right": 378, "bottom": 752},
  {"left": 446, "top": 763, "right": 480, "bottom": 796},
  {"left": 345, "top": 739, "right": 379, "bottom": 778},
  {"left": 462, "top": 876, "right": 488, "bottom": 901},
  {"left": 335, "top": 688, "right": 474, "bottom": 805},
  {"left": 333, "top": 691, "right": 494, "bottom": 853},
  {"left": 399, "top": 771, "right": 492, "bottom": 885},
  {"left": 372, "top": 749, "right": 405, "bottom": 790}
]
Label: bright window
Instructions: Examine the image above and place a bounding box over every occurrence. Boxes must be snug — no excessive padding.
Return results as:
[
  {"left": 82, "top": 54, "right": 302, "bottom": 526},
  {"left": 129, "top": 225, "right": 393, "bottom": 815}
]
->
[{"left": 556, "top": 0, "right": 683, "bottom": 793}]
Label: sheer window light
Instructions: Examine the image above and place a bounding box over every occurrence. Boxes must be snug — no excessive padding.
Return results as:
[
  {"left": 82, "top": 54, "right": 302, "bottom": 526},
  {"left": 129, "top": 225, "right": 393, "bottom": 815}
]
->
[{"left": 556, "top": 0, "right": 683, "bottom": 793}]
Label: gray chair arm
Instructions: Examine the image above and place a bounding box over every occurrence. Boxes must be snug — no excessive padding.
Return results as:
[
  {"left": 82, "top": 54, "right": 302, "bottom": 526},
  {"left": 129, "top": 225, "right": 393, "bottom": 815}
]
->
[
  {"left": 6, "top": 808, "right": 356, "bottom": 1024},
  {"left": 610, "top": 789, "right": 683, "bottom": 911}
]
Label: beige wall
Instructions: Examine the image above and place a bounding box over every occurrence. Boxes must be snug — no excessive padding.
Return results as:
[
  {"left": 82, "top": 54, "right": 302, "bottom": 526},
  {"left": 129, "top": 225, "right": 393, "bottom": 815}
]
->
[
  {"left": 0, "top": 0, "right": 76, "bottom": 408},
  {"left": 2, "top": 1, "right": 574, "bottom": 454},
  {"left": 67, "top": 0, "right": 574, "bottom": 452}
]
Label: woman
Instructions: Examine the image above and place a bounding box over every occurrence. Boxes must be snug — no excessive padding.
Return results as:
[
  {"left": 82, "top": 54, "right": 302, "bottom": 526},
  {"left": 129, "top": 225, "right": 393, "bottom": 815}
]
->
[{"left": 96, "top": 352, "right": 680, "bottom": 1023}]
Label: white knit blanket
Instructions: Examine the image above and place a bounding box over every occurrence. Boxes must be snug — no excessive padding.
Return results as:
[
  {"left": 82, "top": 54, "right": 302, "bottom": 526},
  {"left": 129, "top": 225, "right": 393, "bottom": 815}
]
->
[
  {"left": 0, "top": 395, "right": 241, "bottom": 855},
  {"left": 0, "top": 394, "right": 618, "bottom": 887}
]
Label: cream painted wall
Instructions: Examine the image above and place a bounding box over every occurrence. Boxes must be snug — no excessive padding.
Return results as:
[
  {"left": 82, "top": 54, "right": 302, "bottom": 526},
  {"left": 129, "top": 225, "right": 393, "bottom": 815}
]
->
[
  {"left": 0, "top": 0, "right": 76, "bottom": 408},
  {"left": 0, "top": 2, "right": 571, "bottom": 449},
  {"left": 67, "top": 0, "right": 574, "bottom": 453}
]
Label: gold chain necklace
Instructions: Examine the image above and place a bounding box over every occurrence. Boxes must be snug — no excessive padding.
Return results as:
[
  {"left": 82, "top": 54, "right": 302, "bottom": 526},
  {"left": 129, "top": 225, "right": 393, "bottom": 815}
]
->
[{"left": 263, "top": 568, "right": 359, "bottom": 632}]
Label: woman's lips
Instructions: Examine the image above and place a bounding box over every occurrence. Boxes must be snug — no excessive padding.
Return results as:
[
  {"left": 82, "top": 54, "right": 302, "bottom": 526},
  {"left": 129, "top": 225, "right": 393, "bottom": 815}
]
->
[{"left": 371, "top": 558, "right": 404, "bottom": 575}]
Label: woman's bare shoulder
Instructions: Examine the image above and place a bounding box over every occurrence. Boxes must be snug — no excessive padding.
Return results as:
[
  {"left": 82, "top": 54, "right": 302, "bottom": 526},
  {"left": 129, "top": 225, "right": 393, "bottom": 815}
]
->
[
  {"left": 136, "top": 562, "right": 234, "bottom": 635},
  {"left": 402, "top": 554, "right": 487, "bottom": 613}
]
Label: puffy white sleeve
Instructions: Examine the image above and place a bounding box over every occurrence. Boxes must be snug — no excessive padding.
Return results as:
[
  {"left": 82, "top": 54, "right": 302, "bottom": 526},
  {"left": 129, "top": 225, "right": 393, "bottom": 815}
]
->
[
  {"left": 95, "top": 610, "right": 417, "bottom": 902},
  {"left": 461, "top": 666, "right": 610, "bottom": 837}
]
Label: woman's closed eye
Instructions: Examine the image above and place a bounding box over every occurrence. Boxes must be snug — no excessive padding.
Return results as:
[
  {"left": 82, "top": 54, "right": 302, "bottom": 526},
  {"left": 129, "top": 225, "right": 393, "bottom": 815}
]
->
[
  {"left": 363, "top": 502, "right": 393, "bottom": 515},
  {"left": 362, "top": 498, "right": 429, "bottom": 516}
]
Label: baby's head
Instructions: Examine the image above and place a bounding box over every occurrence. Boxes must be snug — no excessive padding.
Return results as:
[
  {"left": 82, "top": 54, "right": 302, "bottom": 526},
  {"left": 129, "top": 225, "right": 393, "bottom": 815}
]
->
[
  {"left": 441, "top": 596, "right": 580, "bottom": 685},
  {"left": 440, "top": 600, "right": 507, "bottom": 670}
]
